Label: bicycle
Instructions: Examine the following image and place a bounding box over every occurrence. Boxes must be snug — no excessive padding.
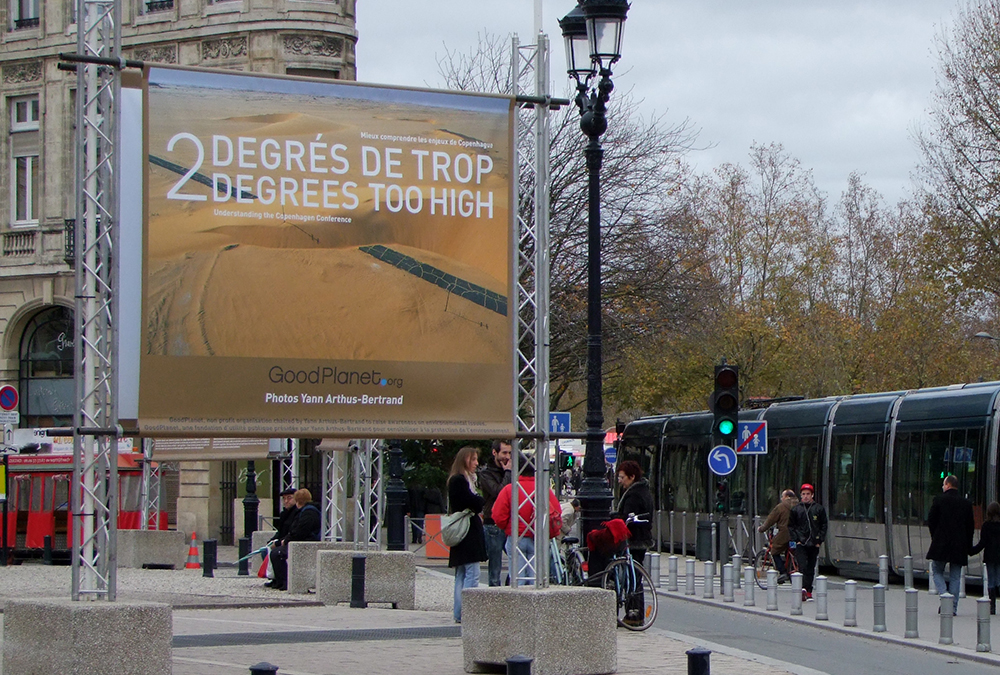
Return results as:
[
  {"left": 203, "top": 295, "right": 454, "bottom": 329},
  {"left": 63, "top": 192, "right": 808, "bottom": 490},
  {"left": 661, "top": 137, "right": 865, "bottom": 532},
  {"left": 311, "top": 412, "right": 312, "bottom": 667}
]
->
[
  {"left": 753, "top": 531, "right": 799, "bottom": 590},
  {"left": 585, "top": 514, "right": 658, "bottom": 631},
  {"left": 551, "top": 536, "right": 587, "bottom": 586}
]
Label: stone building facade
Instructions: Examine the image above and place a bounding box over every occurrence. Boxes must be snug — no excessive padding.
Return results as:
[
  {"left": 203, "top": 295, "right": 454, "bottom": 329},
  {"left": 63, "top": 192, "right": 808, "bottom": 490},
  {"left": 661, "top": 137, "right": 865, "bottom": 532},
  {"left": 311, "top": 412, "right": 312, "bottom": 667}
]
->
[{"left": 0, "top": 0, "right": 357, "bottom": 541}]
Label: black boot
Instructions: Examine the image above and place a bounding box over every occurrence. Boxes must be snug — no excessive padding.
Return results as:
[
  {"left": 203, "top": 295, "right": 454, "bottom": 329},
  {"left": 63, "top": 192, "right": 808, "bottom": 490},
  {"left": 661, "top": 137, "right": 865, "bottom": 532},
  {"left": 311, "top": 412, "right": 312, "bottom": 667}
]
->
[{"left": 989, "top": 587, "right": 997, "bottom": 615}]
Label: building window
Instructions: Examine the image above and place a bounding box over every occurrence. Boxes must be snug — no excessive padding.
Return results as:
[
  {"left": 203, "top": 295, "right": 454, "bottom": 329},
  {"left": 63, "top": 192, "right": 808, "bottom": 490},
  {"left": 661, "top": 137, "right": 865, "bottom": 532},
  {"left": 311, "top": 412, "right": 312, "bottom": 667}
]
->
[
  {"left": 9, "top": 95, "right": 40, "bottom": 228},
  {"left": 19, "top": 306, "right": 75, "bottom": 429},
  {"left": 145, "top": 0, "right": 174, "bottom": 12},
  {"left": 13, "top": 0, "right": 40, "bottom": 28}
]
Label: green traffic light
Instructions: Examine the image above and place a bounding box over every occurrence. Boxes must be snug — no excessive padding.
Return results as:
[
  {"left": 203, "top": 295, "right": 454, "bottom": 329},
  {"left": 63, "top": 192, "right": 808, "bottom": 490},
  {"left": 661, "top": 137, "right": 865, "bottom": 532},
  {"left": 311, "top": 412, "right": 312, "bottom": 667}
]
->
[{"left": 718, "top": 419, "right": 735, "bottom": 436}]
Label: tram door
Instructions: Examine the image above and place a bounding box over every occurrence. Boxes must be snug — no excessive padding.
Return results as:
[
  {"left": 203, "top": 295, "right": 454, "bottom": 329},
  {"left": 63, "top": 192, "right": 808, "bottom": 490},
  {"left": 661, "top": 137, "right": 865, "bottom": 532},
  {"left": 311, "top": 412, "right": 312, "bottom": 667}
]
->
[{"left": 892, "top": 429, "right": 987, "bottom": 574}]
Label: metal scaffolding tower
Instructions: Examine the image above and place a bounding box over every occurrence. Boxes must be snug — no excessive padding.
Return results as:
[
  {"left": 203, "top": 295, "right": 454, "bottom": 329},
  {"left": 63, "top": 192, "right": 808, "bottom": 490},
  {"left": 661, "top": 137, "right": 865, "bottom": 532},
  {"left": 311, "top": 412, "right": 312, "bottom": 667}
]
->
[
  {"left": 353, "top": 440, "right": 384, "bottom": 549},
  {"left": 139, "top": 439, "right": 161, "bottom": 531},
  {"left": 72, "top": 0, "right": 122, "bottom": 600},
  {"left": 511, "top": 32, "right": 552, "bottom": 587}
]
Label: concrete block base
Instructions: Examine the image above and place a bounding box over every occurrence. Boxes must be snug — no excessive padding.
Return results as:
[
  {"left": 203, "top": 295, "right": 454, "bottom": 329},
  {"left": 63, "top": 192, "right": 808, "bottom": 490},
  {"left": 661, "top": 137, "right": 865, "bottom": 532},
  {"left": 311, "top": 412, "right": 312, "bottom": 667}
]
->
[
  {"left": 118, "top": 529, "right": 188, "bottom": 569},
  {"left": 287, "top": 541, "right": 356, "bottom": 594},
  {"left": 317, "top": 550, "right": 415, "bottom": 609},
  {"left": 3, "top": 598, "right": 172, "bottom": 675},
  {"left": 463, "top": 587, "right": 616, "bottom": 675}
]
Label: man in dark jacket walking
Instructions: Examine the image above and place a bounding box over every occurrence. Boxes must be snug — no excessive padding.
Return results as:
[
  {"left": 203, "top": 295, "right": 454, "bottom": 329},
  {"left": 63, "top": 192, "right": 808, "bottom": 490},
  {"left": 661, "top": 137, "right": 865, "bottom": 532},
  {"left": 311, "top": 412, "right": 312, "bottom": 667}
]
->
[
  {"left": 478, "top": 440, "right": 511, "bottom": 586},
  {"left": 790, "top": 483, "right": 827, "bottom": 601},
  {"left": 928, "top": 474, "right": 975, "bottom": 613}
]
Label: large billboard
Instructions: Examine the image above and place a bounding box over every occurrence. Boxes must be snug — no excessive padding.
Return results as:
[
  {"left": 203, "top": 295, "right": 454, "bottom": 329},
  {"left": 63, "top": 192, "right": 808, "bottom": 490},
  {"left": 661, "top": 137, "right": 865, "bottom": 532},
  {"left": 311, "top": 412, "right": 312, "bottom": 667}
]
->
[{"left": 123, "top": 66, "right": 516, "bottom": 438}]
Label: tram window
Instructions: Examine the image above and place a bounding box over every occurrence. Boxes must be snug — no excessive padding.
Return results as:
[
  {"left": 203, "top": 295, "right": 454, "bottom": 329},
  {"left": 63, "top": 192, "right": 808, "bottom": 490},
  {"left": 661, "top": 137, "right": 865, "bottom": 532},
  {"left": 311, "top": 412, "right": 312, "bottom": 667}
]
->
[
  {"left": 758, "top": 436, "right": 820, "bottom": 514},
  {"left": 53, "top": 476, "right": 69, "bottom": 511},
  {"left": 120, "top": 474, "right": 141, "bottom": 512},
  {"left": 663, "top": 442, "right": 707, "bottom": 513},
  {"left": 893, "top": 432, "right": 922, "bottom": 521},
  {"left": 831, "top": 434, "right": 881, "bottom": 522},
  {"left": 950, "top": 429, "right": 986, "bottom": 517}
]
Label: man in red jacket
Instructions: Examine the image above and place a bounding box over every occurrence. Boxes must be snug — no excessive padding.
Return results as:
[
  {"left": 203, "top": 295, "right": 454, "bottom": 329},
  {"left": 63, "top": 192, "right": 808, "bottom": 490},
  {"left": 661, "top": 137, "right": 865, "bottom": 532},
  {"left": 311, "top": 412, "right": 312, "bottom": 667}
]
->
[{"left": 492, "top": 457, "right": 561, "bottom": 585}]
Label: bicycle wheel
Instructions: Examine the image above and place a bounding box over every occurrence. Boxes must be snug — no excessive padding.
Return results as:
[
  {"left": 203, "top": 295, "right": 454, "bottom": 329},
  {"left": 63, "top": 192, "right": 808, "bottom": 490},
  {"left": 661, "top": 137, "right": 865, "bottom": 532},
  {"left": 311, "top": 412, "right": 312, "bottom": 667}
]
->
[
  {"left": 566, "top": 549, "right": 587, "bottom": 586},
  {"left": 754, "top": 549, "right": 774, "bottom": 590},
  {"left": 602, "top": 559, "right": 658, "bottom": 631}
]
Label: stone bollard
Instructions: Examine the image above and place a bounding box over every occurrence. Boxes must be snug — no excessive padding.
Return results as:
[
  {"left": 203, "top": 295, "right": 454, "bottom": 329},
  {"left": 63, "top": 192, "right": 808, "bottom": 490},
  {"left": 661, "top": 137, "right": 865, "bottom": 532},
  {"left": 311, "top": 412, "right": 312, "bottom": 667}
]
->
[
  {"left": 939, "top": 593, "right": 955, "bottom": 645},
  {"left": 903, "top": 555, "right": 913, "bottom": 589},
  {"left": 815, "top": 576, "right": 828, "bottom": 621},
  {"left": 732, "top": 554, "right": 742, "bottom": 590},
  {"left": 649, "top": 552, "right": 661, "bottom": 587},
  {"left": 686, "top": 647, "right": 711, "bottom": 675},
  {"left": 844, "top": 580, "right": 858, "bottom": 627},
  {"left": 249, "top": 663, "right": 279, "bottom": 675},
  {"left": 703, "top": 561, "right": 715, "bottom": 599},
  {"left": 977, "top": 597, "right": 992, "bottom": 653},
  {"left": 790, "top": 572, "right": 803, "bottom": 616},
  {"left": 686, "top": 558, "right": 696, "bottom": 595},
  {"left": 878, "top": 555, "right": 889, "bottom": 587},
  {"left": 766, "top": 569, "right": 778, "bottom": 611},
  {"left": 723, "top": 564, "right": 734, "bottom": 602},
  {"left": 873, "top": 584, "right": 886, "bottom": 632},
  {"left": 507, "top": 655, "right": 533, "bottom": 675},
  {"left": 744, "top": 567, "right": 755, "bottom": 607},
  {"left": 905, "top": 587, "right": 919, "bottom": 638},
  {"left": 668, "top": 555, "right": 679, "bottom": 592}
]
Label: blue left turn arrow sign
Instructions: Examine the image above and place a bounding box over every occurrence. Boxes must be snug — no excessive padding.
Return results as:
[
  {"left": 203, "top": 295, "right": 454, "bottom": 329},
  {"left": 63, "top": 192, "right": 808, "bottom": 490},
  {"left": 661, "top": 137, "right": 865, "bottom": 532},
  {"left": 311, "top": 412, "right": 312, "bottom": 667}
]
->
[{"left": 708, "top": 445, "right": 737, "bottom": 476}]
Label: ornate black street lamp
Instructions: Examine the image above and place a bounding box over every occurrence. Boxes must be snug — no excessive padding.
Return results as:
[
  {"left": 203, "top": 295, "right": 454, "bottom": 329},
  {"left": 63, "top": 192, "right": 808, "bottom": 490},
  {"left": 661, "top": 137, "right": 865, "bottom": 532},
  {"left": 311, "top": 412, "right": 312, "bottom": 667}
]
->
[{"left": 559, "top": 0, "right": 629, "bottom": 573}]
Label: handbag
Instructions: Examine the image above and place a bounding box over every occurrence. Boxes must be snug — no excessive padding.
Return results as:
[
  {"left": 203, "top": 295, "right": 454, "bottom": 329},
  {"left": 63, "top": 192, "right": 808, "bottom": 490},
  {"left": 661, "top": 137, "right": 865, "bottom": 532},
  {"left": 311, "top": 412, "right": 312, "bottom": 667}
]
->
[{"left": 441, "top": 509, "right": 473, "bottom": 547}]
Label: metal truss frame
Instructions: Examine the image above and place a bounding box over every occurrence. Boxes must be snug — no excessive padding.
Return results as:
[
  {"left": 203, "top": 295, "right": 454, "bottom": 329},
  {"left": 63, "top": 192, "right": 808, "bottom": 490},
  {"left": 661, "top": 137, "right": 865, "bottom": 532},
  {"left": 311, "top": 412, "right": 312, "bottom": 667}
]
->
[
  {"left": 511, "top": 33, "right": 551, "bottom": 588},
  {"left": 279, "top": 439, "right": 299, "bottom": 493},
  {"left": 71, "top": 0, "right": 121, "bottom": 602},
  {"left": 139, "top": 438, "right": 161, "bottom": 531},
  {"left": 353, "top": 440, "right": 384, "bottom": 549},
  {"left": 321, "top": 447, "right": 347, "bottom": 542}
]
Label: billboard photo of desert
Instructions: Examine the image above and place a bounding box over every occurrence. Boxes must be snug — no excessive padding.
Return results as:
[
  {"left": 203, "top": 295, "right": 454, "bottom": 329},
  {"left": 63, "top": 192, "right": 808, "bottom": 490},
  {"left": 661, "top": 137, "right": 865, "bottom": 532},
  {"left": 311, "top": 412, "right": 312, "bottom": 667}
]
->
[{"left": 137, "top": 67, "right": 516, "bottom": 437}]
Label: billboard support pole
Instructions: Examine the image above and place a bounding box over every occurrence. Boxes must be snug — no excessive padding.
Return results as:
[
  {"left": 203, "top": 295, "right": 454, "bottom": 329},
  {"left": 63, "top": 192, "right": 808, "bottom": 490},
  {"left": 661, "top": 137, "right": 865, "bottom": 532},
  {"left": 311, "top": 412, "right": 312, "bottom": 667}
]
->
[{"left": 72, "top": 0, "right": 121, "bottom": 602}]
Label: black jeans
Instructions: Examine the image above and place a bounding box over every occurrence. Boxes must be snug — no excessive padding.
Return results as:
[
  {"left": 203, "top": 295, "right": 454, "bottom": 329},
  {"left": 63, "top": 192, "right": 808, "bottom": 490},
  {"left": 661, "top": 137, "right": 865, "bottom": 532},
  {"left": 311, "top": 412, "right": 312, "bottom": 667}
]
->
[
  {"left": 269, "top": 545, "right": 289, "bottom": 588},
  {"left": 793, "top": 545, "right": 819, "bottom": 592}
]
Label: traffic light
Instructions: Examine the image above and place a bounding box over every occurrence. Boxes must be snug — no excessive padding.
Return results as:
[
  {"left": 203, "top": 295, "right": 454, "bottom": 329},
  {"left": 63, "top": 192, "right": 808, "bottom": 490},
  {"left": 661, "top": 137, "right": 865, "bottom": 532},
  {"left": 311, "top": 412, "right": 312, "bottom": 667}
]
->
[
  {"left": 558, "top": 451, "right": 575, "bottom": 471},
  {"left": 710, "top": 363, "right": 739, "bottom": 446},
  {"left": 715, "top": 480, "right": 729, "bottom": 513}
]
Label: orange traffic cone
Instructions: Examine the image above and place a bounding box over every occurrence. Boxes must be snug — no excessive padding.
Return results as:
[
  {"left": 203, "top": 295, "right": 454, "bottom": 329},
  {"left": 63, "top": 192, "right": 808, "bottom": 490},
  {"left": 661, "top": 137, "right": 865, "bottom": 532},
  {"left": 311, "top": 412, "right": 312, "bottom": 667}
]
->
[{"left": 185, "top": 533, "right": 201, "bottom": 569}]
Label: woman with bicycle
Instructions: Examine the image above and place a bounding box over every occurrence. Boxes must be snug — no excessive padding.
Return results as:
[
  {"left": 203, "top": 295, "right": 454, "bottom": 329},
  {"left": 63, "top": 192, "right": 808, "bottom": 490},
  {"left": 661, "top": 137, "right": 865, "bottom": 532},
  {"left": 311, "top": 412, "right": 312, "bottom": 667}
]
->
[
  {"left": 614, "top": 460, "right": 654, "bottom": 627},
  {"left": 758, "top": 489, "right": 797, "bottom": 583}
]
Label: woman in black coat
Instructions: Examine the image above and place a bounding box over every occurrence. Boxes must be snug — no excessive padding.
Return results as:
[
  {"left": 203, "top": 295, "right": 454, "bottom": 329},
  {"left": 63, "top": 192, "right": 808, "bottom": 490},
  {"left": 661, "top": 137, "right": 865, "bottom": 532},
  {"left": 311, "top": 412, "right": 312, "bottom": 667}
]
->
[
  {"left": 972, "top": 501, "right": 1000, "bottom": 614},
  {"left": 447, "top": 446, "right": 487, "bottom": 623},
  {"left": 613, "top": 460, "right": 655, "bottom": 627}
]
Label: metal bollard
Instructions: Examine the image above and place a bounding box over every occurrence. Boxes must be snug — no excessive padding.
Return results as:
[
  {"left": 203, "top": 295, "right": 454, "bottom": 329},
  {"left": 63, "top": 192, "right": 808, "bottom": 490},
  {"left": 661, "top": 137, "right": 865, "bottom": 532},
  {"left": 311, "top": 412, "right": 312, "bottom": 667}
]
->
[
  {"left": 668, "top": 555, "right": 679, "bottom": 592},
  {"left": 732, "top": 554, "right": 742, "bottom": 590},
  {"left": 960, "top": 566, "right": 967, "bottom": 598},
  {"left": 766, "top": 569, "right": 778, "bottom": 611},
  {"left": 744, "top": 567, "right": 755, "bottom": 606},
  {"left": 815, "top": 576, "right": 828, "bottom": 621},
  {"left": 703, "top": 561, "right": 715, "bottom": 599},
  {"left": 939, "top": 593, "right": 954, "bottom": 644},
  {"left": 238, "top": 538, "right": 250, "bottom": 576},
  {"left": 249, "top": 663, "right": 279, "bottom": 675},
  {"left": 903, "top": 555, "right": 913, "bottom": 589},
  {"left": 905, "top": 587, "right": 919, "bottom": 638},
  {"left": 203, "top": 539, "right": 217, "bottom": 578},
  {"left": 686, "top": 558, "right": 696, "bottom": 595},
  {"left": 977, "top": 597, "right": 992, "bottom": 652},
  {"left": 686, "top": 647, "right": 711, "bottom": 675},
  {"left": 790, "top": 572, "right": 803, "bottom": 616},
  {"left": 507, "top": 655, "right": 532, "bottom": 675},
  {"left": 649, "top": 552, "right": 661, "bottom": 587},
  {"left": 681, "top": 511, "right": 687, "bottom": 557},
  {"left": 711, "top": 521, "right": 717, "bottom": 563},
  {"left": 43, "top": 536, "right": 53, "bottom": 566},
  {"left": 844, "top": 580, "right": 858, "bottom": 627},
  {"left": 723, "top": 564, "right": 734, "bottom": 602},
  {"left": 878, "top": 555, "right": 889, "bottom": 587},
  {"left": 873, "top": 584, "right": 886, "bottom": 632},
  {"left": 670, "top": 510, "right": 676, "bottom": 555},
  {"left": 350, "top": 555, "right": 367, "bottom": 608}
]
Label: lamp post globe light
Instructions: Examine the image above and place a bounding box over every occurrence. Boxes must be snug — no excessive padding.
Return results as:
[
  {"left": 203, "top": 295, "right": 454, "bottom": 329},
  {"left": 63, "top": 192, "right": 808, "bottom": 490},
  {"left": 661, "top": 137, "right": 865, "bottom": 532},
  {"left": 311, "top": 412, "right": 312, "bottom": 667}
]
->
[{"left": 559, "top": 0, "right": 629, "bottom": 574}]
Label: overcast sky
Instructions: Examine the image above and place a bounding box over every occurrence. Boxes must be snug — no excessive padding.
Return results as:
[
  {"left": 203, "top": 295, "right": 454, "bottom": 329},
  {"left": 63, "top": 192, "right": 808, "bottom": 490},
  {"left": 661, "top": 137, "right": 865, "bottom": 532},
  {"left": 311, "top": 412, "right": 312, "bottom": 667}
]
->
[{"left": 356, "top": 1, "right": 957, "bottom": 207}]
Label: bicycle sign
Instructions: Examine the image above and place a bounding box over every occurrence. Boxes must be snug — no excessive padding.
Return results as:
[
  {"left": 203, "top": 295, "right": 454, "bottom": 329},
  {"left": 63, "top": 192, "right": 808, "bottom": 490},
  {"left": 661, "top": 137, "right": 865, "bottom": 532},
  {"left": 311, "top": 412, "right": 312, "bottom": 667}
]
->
[
  {"left": 708, "top": 445, "right": 737, "bottom": 476},
  {"left": 737, "top": 420, "right": 767, "bottom": 455}
]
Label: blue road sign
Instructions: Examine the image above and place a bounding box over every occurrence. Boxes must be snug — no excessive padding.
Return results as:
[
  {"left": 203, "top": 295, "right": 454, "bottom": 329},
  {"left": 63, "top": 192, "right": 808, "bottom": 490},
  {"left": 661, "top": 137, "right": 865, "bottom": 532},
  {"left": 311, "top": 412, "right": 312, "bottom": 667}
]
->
[
  {"left": 737, "top": 421, "right": 768, "bottom": 455},
  {"left": 708, "top": 444, "right": 737, "bottom": 476},
  {"left": 549, "top": 412, "right": 571, "bottom": 434},
  {"left": 605, "top": 446, "right": 617, "bottom": 465}
]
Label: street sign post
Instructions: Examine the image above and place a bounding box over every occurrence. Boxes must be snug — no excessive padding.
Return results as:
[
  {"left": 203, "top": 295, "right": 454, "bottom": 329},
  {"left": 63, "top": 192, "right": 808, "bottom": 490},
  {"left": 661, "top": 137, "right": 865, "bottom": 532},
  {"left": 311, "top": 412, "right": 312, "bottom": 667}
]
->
[
  {"left": 549, "top": 412, "right": 571, "bottom": 434},
  {"left": 737, "top": 421, "right": 768, "bottom": 455},
  {"left": 708, "top": 444, "right": 737, "bottom": 476}
]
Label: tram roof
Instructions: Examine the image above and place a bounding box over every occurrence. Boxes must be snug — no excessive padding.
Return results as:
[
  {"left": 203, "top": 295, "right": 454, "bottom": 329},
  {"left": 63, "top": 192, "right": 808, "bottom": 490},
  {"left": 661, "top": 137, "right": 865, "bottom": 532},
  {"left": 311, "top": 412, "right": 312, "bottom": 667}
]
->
[{"left": 895, "top": 382, "right": 1000, "bottom": 424}]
